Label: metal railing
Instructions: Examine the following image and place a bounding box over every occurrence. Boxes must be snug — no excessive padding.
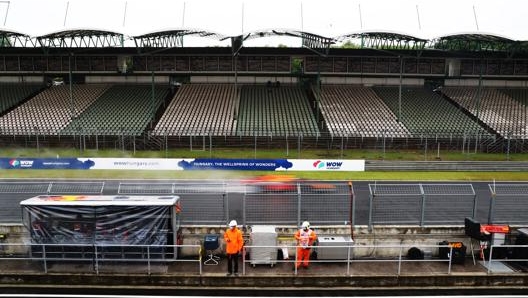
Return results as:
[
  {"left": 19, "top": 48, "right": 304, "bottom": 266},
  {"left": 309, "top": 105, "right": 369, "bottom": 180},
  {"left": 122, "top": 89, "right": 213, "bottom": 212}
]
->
[
  {"left": 242, "top": 243, "right": 463, "bottom": 276},
  {"left": 2, "top": 241, "right": 528, "bottom": 276},
  {"left": 487, "top": 244, "right": 528, "bottom": 274},
  {"left": 2, "top": 128, "right": 527, "bottom": 155},
  {"left": 0, "top": 242, "right": 202, "bottom": 275}
]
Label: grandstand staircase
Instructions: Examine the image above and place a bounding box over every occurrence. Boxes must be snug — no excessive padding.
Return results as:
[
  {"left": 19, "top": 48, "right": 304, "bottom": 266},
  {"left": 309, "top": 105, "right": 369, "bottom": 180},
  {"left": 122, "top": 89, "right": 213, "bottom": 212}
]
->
[{"left": 306, "top": 84, "right": 329, "bottom": 134}]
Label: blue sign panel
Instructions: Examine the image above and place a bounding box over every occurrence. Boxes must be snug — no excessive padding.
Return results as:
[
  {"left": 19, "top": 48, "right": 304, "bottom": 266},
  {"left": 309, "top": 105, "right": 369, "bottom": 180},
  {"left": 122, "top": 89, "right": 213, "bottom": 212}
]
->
[
  {"left": 0, "top": 158, "right": 95, "bottom": 169},
  {"left": 177, "top": 159, "right": 293, "bottom": 171}
]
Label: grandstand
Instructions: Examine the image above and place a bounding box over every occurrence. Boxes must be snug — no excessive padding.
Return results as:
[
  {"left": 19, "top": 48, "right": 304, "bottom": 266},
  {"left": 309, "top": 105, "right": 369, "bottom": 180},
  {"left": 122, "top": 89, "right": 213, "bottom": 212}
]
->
[
  {"left": 442, "top": 87, "right": 528, "bottom": 138},
  {"left": 318, "top": 85, "right": 409, "bottom": 138},
  {"left": 153, "top": 84, "right": 236, "bottom": 136},
  {"left": 61, "top": 84, "right": 170, "bottom": 136},
  {"left": 0, "top": 84, "right": 109, "bottom": 135},
  {"left": 0, "top": 83, "right": 43, "bottom": 113},
  {"left": 1, "top": 27, "right": 528, "bottom": 152},
  {"left": 373, "top": 86, "right": 488, "bottom": 138},
  {"left": 236, "top": 84, "right": 319, "bottom": 137}
]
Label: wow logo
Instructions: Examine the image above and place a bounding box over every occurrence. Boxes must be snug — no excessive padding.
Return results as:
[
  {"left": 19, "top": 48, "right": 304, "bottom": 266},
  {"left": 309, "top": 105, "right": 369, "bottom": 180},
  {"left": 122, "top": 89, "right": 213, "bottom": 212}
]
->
[
  {"left": 313, "top": 160, "right": 343, "bottom": 170},
  {"left": 9, "top": 159, "right": 20, "bottom": 167},
  {"left": 313, "top": 160, "right": 326, "bottom": 169}
]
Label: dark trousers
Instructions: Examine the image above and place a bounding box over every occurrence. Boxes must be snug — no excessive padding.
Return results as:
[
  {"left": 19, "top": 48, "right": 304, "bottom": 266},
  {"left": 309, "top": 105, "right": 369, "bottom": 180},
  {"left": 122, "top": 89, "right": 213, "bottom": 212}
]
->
[{"left": 227, "top": 252, "right": 239, "bottom": 273}]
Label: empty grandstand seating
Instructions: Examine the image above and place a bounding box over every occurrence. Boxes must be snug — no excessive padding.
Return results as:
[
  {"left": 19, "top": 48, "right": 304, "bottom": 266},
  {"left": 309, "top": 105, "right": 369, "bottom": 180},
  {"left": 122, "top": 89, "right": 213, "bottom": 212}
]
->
[
  {"left": 318, "top": 85, "right": 410, "bottom": 138},
  {"left": 373, "top": 86, "right": 488, "bottom": 138},
  {"left": 0, "top": 84, "right": 109, "bottom": 135},
  {"left": 442, "top": 87, "right": 528, "bottom": 138},
  {"left": 62, "top": 84, "right": 169, "bottom": 136},
  {"left": 153, "top": 84, "right": 237, "bottom": 136},
  {"left": 236, "top": 84, "right": 319, "bottom": 137},
  {"left": 0, "top": 83, "right": 43, "bottom": 113}
]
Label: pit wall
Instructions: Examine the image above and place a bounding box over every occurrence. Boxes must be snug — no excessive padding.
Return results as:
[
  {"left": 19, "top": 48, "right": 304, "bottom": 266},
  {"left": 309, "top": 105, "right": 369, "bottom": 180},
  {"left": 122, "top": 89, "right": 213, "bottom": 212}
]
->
[
  {"left": 1, "top": 224, "right": 472, "bottom": 259},
  {"left": 180, "top": 225, "right": 469, "bottom": 259}
]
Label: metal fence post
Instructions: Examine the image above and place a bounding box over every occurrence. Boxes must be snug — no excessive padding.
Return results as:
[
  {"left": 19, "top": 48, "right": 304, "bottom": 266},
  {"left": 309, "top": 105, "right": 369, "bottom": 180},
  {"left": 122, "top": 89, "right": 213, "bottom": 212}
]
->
[
  {"left": 368, "top": 191, "right": 373, "bottom": 232},
  {"left": 488, "top": 189, "right": 496, "bottom": 224},
  {"left": 297, "top": 182, "right": 302, "bottom": 226},
  {"left": 346, "top": 245, "right": 352, "bottom": 276},
  {"left": 419, "top": 183, "right": 426, "bottom": 227},
  {"left": 42, "top": 244, "right": 47, "bottom": 273},
  {"left": 147, "top": 246, "right": 151, "bottom": 275},
  {"left": 94, "top": 245, "right": 99, "bottom": 275},
  {"left": 397, "top": 246, "right": 403, "bottom": 275},
  {"left": 448, "top": 246, "right": 453, "bottom": 274}
]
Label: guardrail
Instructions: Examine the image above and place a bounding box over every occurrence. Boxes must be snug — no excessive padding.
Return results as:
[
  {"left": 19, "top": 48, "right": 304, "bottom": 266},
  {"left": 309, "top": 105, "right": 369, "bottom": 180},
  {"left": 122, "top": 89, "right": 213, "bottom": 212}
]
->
[
  {"left": 1, "top": 242, "right": 527, "bottom": 276},
  {"left": 487, "top": 244, "right": 528, "bottom": 274},
  {"left": 0, "top": 243, "right": 202, "bottom": 275},
  {"left": 243, "top": 244, "right": 462, "bottom": 275}
]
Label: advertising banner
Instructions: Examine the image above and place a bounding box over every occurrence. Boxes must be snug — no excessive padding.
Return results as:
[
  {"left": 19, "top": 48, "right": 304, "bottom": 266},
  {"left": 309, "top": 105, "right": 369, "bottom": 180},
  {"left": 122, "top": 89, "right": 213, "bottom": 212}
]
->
[{"left": 1, "top": 157, "right": 364, "bottom": 171}]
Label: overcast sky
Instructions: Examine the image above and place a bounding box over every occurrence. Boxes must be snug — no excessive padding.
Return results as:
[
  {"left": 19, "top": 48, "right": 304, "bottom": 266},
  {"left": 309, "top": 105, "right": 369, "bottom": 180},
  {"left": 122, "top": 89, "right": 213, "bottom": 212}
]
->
[{"left": 1, "top": 0, "right": 526, "bottom": 47}]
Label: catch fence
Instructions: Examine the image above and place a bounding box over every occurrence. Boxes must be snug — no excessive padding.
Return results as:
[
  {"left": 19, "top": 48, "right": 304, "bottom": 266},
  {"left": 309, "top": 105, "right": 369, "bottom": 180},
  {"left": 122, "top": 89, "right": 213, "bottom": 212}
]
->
[
  {"left": 488, "top": 184, "right": 528, "bottom": 225},
  {"left": 368, "top": 183, "right": 476, "bottom": 229}
]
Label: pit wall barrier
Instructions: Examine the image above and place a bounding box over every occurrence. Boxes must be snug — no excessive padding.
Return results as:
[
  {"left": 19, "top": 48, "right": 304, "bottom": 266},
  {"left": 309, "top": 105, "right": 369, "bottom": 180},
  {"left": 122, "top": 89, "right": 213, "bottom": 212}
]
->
[{"left": 1, "top": 224, "right": 474, "bottom": 259}]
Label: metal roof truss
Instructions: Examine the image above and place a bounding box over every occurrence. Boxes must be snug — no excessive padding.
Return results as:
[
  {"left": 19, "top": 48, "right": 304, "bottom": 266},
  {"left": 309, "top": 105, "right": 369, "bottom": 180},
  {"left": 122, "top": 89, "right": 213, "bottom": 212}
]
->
[
  {"left": 301, "top": 32, "right": 334, "bottom": 57},
  {"left": 37, "top": 31, "right": 123, "bottom": 48},
  {"left": 431, "top": 35, "right": 516, "bottom": 52},
  {"left": 0, "top": 31, "right": 34, "bottom": 47}
]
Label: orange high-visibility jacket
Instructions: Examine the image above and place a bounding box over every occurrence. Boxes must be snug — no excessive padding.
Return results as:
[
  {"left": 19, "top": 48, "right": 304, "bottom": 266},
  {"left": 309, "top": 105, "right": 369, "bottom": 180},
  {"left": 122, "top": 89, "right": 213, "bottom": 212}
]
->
[
  {"left": 294, "top": 228, "right": 317, "bottom": 248},
  {"left": 224, "top": 227, "right": 244, "bottom": 254}
]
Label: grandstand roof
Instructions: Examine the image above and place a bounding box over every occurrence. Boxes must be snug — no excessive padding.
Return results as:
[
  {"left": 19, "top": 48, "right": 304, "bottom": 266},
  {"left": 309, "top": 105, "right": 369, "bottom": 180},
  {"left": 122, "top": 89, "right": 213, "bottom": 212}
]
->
[
  {"left": 0, "top": 29, "right": 33, "bottom": 47},
  {"left": 1, "top": 0, "right": 527, "bottom": 51},
  {"left": 335, "top": 31, "right": 428, "bottom": 51},
  {"left": 233, "top": 29, "right": 334, "bottom": 56},
  {"left": 36, "top": 29, "right": 124, "bottom": 48},
  {"left": 430, "top": 32, "right": 517, "bottom": 52},
  {"left": 133, "top": 28, "right": 226, "bottom": 48}
]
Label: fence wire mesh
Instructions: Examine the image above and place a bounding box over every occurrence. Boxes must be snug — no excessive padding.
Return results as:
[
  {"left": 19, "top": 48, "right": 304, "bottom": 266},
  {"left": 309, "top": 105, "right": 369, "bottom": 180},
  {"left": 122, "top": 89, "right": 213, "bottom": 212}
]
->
[
  {"left": 118, "top": 183, "right": 173, "bottom": 195},
  {"left": 368, "top": 183, "right": 476, "bottom": 228},
  {"left": 49, "top": 182, "right": 105, "bottom": 194},
  {"left": 0, "top": 182, "right": 50, "bottom": 193},
  {"left": 244, "top": 182, "right": 351, "bottom": 225},
  {"left": 488, "top": 184, "right": 528, "bottom": 224},
  {"left": 244, "top": 192, "right": 298, "bottom": 225},
  {"left": 117, "top": 182, "right": 228, "bottom": 225}
]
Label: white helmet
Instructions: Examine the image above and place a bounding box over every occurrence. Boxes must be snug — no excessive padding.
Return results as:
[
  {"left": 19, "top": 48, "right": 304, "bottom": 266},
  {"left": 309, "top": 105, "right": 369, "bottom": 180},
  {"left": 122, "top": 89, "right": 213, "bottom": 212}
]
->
[
  {"left": 302, "top": 221, "right": 310, "bottom": 228},
  {"left": 229, "top": 220, "right": 237, "bottom": 227}
]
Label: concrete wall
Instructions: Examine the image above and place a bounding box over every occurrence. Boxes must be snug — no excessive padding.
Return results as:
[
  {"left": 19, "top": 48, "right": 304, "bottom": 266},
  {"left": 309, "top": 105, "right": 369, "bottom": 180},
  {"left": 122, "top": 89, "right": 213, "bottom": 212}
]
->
[
  {"left": 1, "top": 224, "right": 473, "bottom": 259},
  {"left": 445, "top": 79, "right": 528, "bottom": 87},
  {"left": 85, "top": 75, "right": 170, "bottom": 84},
  {"left": 190, "top": 75, "right": 298, "bottom": 84},
  {"left": 0, "top": 76, "right": 44, "bottom": 83},
  {"left": 321, "top": 77, "right": 424, "bottom": 86},
  {"left": 179, "top": 225, "right": 468, "bottom": 259}
]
